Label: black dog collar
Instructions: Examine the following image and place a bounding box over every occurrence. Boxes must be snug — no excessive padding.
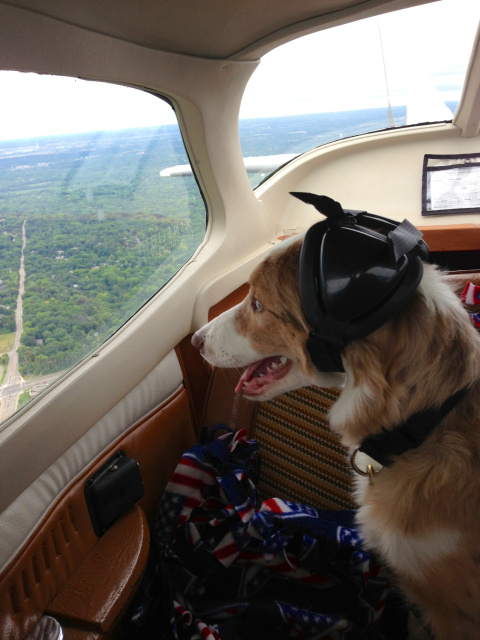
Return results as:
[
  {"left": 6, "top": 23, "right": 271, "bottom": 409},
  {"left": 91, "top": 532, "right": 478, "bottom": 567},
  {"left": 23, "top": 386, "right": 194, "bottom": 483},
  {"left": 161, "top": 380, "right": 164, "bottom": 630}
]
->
[{"left": 355, "top": 387, "right": 469, "bottom": 469}]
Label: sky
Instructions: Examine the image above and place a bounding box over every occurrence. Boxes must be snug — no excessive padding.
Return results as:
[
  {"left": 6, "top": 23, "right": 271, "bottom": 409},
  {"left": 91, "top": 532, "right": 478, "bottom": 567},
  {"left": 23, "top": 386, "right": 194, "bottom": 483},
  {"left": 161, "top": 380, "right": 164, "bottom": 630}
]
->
[
  {"left": 240, "top": 0, "right": 480, "bottom": 119},
  {"left": 0, "top": 0, "right": 479, "bottom": 140}
]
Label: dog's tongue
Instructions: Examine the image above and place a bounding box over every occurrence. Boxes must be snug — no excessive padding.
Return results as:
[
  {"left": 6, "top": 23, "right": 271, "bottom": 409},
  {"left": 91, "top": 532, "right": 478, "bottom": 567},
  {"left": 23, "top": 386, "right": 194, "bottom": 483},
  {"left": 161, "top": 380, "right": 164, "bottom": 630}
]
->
[{"left": 235, "top": 355, "right": 291, "bottom": 396}]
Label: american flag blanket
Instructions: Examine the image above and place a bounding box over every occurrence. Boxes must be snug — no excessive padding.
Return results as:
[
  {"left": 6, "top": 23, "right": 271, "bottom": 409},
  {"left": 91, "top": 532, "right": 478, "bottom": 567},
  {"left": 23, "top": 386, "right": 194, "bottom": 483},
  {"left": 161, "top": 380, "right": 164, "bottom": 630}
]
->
[
  {"left": 462, "top": 281, "right": 480, "bottom": 328},
  {"left": 123, "top": 428, "right": 408, "bottom": 640}
]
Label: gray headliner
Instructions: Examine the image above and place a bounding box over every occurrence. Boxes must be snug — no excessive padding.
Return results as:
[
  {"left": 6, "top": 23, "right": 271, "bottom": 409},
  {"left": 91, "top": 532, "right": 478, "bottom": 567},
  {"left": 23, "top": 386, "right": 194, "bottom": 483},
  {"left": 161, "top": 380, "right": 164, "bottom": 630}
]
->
[{"left": 0, "top": 0, "right": 435, "bottom": 60}]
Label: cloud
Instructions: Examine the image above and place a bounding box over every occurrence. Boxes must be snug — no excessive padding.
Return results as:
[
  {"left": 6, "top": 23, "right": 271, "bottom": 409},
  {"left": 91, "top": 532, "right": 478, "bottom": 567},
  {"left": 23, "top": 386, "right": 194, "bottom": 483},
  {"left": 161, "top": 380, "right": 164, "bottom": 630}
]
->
[
  {"left": 240, "top": 0, "right": 480, "bottom": 118},
  {"left": 0, "top": 73, "right": 176, "bottom": 140}
]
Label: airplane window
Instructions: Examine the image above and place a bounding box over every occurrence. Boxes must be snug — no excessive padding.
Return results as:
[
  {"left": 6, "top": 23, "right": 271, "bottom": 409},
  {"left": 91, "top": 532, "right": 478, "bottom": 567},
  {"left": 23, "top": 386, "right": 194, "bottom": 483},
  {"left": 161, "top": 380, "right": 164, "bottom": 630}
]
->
[
  {"left": 240, "top": 0, "right": 480, "bottom": 188},
  {"left": 0, "top": 73, "right": 206, "bottom": 427}
]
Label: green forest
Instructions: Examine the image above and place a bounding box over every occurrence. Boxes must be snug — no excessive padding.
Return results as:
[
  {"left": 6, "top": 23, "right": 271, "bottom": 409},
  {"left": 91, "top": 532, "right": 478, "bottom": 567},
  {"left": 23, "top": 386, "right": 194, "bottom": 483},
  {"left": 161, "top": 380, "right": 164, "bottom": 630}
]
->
[
  {"left": 1, "top": 106, "right": 432, "bottom": 380},
  {"left": 0, "top": 126, "right": 206, "bottom": 377}
]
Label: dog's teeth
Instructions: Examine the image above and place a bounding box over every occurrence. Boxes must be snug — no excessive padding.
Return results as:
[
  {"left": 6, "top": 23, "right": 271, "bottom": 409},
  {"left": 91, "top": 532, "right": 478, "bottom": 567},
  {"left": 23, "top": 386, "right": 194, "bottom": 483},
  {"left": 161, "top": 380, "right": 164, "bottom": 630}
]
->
[
  {"left": 280, "top": 356, "right": 287, "bottom": 364},
  {"left": 259, "top": 373, "right": 265, "bottom": 377}
]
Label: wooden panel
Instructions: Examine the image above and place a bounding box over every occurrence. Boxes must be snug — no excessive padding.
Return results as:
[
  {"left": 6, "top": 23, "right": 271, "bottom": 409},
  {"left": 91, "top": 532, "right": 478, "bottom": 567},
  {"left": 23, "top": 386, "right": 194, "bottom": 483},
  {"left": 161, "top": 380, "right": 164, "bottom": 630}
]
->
[{"left": 419, "top": 224, "right": 480, "bottom": 252}]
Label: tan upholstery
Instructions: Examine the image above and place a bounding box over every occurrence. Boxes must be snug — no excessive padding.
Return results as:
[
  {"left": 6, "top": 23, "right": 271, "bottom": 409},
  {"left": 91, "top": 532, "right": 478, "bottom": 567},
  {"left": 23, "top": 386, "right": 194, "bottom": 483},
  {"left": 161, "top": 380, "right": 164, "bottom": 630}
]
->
[
  {"left": 47, "top": 506, "right": 149, "bottom": 638},
  {"left": 0, "top": 388, "right": 196, "bottom": 640}
]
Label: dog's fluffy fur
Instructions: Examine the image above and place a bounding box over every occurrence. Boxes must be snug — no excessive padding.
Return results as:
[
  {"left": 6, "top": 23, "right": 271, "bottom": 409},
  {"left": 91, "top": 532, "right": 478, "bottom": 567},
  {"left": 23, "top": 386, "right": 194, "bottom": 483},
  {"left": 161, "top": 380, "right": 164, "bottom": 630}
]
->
[{"left": 192, "top": 234, "right": 480, "bottom": 639}]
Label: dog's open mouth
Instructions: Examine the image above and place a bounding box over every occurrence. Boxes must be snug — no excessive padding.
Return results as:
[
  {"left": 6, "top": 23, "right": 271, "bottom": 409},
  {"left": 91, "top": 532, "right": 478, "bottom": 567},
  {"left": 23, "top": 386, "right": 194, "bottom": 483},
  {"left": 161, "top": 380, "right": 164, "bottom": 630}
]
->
[{"left": 235, "top": 355, "right": 292, "bottom": 396}]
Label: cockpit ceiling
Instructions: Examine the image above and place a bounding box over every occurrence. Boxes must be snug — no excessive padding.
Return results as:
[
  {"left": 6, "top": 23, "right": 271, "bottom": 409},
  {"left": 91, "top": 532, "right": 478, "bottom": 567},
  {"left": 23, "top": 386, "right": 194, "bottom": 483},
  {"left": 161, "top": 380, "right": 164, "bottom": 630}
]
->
[{"left": 0, "top": 0, "right": 436, "bottom": 60}]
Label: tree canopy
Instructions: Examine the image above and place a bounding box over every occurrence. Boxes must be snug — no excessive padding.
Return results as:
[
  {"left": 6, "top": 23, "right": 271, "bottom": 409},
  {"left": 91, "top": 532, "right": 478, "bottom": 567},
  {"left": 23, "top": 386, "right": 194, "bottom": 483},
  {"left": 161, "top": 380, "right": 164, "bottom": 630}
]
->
[{"left": 0, "top": 126, "right": 206, "bottom": 377}]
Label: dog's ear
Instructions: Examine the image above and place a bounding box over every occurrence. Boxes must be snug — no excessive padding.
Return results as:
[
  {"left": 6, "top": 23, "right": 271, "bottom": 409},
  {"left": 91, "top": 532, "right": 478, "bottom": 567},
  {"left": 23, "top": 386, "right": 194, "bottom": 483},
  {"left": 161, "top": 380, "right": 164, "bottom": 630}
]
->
[
  {"left": 340, "top": 335, "right": 403, "bottom": 435},
  {"left": 344, "top": 339, "right": 386, "bottom": 393},
  {"left": 290, "top": 192, "right": 345, "bottom": 219}
]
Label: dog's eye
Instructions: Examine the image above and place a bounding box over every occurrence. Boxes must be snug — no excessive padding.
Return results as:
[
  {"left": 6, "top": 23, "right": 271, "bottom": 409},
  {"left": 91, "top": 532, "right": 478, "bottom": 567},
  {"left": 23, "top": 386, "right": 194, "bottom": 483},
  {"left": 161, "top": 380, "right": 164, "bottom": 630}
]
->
[{"left": 253, "top": 298, "right": 263, "bottom": 313}]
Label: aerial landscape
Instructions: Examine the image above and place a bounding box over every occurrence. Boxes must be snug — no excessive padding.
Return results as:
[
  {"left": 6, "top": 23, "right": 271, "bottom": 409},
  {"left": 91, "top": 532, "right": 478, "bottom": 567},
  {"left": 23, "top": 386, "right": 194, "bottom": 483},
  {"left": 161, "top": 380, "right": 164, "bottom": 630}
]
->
[
  {"left": 0, "top": 104, "right": 456, "bottom": 421},
  {"left": 0, "top": 123, "right": 205, "bottom": 420}
]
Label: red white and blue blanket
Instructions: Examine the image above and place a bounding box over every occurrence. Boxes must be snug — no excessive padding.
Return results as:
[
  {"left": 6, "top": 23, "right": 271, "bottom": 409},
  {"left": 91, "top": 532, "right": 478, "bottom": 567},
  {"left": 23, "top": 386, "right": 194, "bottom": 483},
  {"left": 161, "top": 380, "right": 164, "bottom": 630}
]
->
[{"left": 123, "top": 428, "right": 408, "bottom": 639}]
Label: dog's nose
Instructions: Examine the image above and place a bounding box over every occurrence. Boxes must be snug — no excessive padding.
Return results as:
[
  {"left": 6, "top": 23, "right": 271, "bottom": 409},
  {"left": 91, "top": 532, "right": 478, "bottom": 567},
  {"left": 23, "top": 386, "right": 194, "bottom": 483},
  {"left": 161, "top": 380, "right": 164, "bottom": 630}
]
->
[{"left": 191, "top": 331, "right": 204, "bottom": 351}]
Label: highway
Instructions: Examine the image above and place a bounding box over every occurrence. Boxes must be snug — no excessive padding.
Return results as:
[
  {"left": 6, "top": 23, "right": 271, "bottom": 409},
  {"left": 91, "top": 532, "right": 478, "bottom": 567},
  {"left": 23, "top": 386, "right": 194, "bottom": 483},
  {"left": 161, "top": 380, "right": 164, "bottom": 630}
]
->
[{"left": 0, "top": 220, "right": 26, "bottom": 424}]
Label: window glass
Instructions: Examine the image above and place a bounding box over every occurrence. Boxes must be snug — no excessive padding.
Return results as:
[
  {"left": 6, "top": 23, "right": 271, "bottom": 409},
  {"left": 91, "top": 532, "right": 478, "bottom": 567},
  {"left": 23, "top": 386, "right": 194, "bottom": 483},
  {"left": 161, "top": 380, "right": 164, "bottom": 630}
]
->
[
  {"left": 240, "top": 0, "right": 480, "bottom": 188},
  {"left": 0, "top": 73, "right": 206, "bottom": 426}
]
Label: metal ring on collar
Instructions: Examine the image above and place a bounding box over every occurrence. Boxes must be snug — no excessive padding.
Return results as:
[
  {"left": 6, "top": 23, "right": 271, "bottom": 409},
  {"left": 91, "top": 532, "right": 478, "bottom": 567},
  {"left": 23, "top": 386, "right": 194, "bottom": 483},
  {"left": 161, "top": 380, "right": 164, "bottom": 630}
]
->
[{"left": 350, "top": 445, "right": 381, "bottom": 483}]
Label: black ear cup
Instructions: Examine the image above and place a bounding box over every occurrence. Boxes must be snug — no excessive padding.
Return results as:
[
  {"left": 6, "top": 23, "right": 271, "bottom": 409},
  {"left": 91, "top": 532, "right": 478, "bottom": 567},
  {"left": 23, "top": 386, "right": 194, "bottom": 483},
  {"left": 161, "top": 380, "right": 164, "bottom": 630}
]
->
[{"left": 294, "top": 193, "right": 429, "bottom": 372}]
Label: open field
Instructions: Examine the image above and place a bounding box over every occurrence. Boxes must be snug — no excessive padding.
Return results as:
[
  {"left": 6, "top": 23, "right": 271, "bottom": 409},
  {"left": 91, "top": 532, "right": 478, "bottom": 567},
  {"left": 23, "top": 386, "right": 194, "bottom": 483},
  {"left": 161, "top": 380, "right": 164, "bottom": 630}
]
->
[{"left": 0, "top": 333, "right": 15, "bottom": 355}]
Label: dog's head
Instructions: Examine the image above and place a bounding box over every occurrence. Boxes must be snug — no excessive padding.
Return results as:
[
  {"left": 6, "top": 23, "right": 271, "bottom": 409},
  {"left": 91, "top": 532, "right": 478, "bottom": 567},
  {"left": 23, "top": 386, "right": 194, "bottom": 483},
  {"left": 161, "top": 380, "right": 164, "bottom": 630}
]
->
[
  {"left": 192, "top": 194, "right": 430, "bottom": 401},
  {"left": 192, "top": 234, "right": 344, "bottom": 399}
]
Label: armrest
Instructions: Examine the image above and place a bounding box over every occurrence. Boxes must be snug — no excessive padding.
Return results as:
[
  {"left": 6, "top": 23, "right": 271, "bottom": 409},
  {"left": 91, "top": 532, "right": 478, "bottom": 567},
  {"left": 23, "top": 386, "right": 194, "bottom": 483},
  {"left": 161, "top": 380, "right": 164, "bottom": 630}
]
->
[{"left": 47, "top": 505, "right": 149, "bottom": 638}]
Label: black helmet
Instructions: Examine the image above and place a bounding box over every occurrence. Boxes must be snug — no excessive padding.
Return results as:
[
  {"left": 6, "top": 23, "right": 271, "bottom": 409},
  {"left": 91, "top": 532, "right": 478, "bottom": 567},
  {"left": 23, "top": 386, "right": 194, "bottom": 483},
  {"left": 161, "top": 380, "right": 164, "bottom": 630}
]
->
[{"left": 294, "top": 192, "right": 429, "bottom": 373}]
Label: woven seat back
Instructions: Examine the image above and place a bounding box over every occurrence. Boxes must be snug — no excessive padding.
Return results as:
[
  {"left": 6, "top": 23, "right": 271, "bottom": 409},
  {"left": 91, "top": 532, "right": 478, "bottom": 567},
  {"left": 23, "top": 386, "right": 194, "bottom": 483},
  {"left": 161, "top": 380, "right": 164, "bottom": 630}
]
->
[{"left": 251, "top": 385, "right": 354, "bottom": 511}]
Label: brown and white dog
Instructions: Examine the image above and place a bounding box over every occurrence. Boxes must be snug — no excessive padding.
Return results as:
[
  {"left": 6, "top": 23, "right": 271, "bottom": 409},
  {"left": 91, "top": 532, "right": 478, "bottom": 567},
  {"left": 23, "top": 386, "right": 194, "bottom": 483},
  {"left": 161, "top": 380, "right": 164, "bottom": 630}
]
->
[{"left": 192, "top": 232, "right": 480, "bottom": 639}]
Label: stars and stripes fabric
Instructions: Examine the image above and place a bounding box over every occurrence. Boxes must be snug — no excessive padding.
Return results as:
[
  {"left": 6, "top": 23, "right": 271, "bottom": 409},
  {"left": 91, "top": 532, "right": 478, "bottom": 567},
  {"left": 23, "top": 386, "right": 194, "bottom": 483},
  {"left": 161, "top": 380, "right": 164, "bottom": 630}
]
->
[
  {"left": 461, "top": 282, "right": 480, "bottom": 328},
  {"left": 123, "top": 427, "right": 407, "bottom": 640},
  {"left": 471, "top": 313, "right": 480, "bottom": 329},
  {"left": 462, "top": 281, "right": 480, "bottom": 306}
]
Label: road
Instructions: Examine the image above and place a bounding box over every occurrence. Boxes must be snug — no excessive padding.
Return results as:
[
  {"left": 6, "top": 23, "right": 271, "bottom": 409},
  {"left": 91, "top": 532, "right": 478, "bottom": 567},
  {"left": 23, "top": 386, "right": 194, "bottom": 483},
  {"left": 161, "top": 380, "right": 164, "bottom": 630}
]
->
[{"left": 0, "top": 220, "right": 26, "bottom": 423}]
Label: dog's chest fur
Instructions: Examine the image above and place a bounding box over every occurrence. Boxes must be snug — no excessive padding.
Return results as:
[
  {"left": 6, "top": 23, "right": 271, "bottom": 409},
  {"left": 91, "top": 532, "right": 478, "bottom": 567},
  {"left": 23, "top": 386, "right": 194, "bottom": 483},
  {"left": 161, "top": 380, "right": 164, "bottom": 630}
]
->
[{"left": 353, "top": 470, "right": 462, "bottom": 580}]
